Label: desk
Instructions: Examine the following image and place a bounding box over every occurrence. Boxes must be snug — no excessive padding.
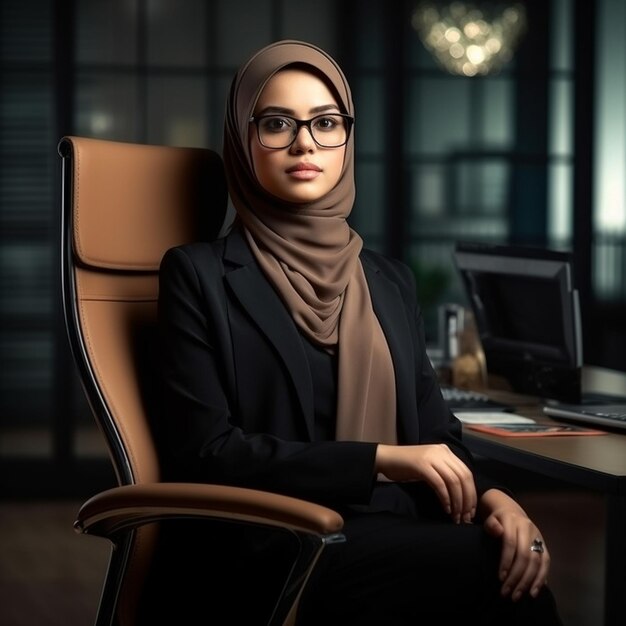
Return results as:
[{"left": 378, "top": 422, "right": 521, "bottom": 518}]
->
[{"left": 462, "top": 366, "right": 626, "bottom": 626}]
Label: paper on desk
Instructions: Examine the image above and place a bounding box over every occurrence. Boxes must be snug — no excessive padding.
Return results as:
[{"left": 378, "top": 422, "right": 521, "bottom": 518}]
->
[{"left": 455, "top": 412, "right": 536, "bottom": 425}]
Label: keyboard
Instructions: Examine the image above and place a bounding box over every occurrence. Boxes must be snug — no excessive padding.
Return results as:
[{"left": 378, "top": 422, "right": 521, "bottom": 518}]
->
[
  {"left": 441, "top": 386, "right": 513, "bottom": 412},
  {"left": 543, "top": 403, "right": 626, "bottom": 431}
]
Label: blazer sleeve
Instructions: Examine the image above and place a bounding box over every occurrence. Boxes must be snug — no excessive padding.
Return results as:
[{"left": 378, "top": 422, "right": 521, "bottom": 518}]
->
[{"left": 157, "top": 244, "right": 378, "bottom": 507}]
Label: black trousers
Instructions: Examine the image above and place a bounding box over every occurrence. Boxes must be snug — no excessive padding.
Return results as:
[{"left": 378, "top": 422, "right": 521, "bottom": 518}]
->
[
  {"left": 140, "top": 497, "right": 564, "bottom": 626},
  {"left": 296, "top": 511, "right": 564, "bottom": 626}
]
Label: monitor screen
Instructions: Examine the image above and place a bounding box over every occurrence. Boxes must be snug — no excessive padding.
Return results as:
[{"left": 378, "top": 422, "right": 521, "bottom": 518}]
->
[{"left": 453, "top": 242, "right": 583, "bottom": 402}]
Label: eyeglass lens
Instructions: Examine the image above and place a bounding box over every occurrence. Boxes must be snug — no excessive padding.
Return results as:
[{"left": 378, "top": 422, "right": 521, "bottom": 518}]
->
[{"left": 256, "top": 114, "right": 350, "bottom": 148}]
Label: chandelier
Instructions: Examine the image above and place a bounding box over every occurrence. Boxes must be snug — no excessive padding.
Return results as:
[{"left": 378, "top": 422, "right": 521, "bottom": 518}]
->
[{"left": 411, "top": 1, "right": 528, "bottom": 77}]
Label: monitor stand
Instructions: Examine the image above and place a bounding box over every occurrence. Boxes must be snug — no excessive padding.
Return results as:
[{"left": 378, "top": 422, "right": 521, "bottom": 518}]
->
[{"left": 488, "top": 358, "right": 582, "bottom": 403}]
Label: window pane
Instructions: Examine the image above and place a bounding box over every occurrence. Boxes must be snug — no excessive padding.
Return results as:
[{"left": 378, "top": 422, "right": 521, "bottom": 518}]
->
[
  {"left": 0, "top": 0, "right": 52, "bottom": 63},
  {"left": 75, "top": 73, "right": 140, "bottom": 141},
  {"left": 0, "top": 243, "right": 52, "bottom": 317},
  {"left": 551, "top": 0, "right": 573, "bottom": 71},
  {"left": 409, "top": 78, "right": 470, "bottom": 155},
  {"left": 1, "top": 71, "right": 55, "bottom": 229},
  {"left": 548, "top": 163, "right": 573, "bottom": 245},
  {"left": 282, "top": 0, "right": 337, "bottom": 55},
  {"left": 76, "top": 0, "right": 138, "bottom": 65},
  {"left": 594, "top": 0, "right": 626, "bottom": 234},
  {"left": 353, "top": 0, "right": 385, "bottom": 69},
  {"left": 411, "top": 163, "right": 445, "bottom": 217},
  {"left": 353, "top": 77, "right": 384, "bottom": 156},
  {"left": 147, "top": 75, "right": 208, "bottom": 147},
  {"left": 354, "top": 162, "right": 384, "bottom": 242},
  {"left": 1, "top": 331, "right": 53, "bottom": 428},
  {"left": 454, "top": 160, "right": 509, "bottom": 215},
  {"left": 594, "top": 235, "right": 626, "bottom": 300},
  {"left": 480, "top": 79, "right": 514, "bottom": 147},
  {"left": 216, "top": 0, "right": 272, "bottom": 67},
  {"left": 147, "top": 0, "right": 207, "bottom": 67},
  {"left": 549, "top": 78, "right": 572, "bottom": 156},
  {"left": 411, "top": 161, "right": 508, "bottom": 240}
]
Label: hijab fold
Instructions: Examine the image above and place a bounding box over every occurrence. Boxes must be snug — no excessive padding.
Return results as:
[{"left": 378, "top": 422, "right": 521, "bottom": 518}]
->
[{"left": 223, "top": 40, "right": 398, "bottom": 445}]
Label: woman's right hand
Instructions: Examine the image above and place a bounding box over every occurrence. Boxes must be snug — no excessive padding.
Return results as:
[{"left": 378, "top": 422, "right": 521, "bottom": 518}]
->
[{"left": 375, "top": 443, "right": 477, "bottom": 523}]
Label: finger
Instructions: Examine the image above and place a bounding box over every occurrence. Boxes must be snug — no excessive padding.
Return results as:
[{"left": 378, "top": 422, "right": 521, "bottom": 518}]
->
[
  {"left": 497, "top": 524, "right": 518, "bottom": 587},
  {"left": 431, "top": 455, "right": 468, "bottom": 522},
  {"left": 501, "top": 530, "right": 528, "bottom": 594},
  {"left": 456, "top": 459, "right": 477, "bottom": 521},
  {"left": 483, "top": 515, "right": 504, "bottom": 539},
  {"left": 443, "top": 455, "right": 476, "bottom": 522},
  {"left": 503, "top": 532, "right": 545, "bottom": 600},
  {"left": 420, "top": 448, "right": 475, "bottom": 522},
  {"left": 509, "top": 551, "right": 542, "bottom": 601},
  {"left": 441, "top": 464, "right": 464, "bottom": 523},
  {"left": 530, "top": 549, "right": 551, "bottom": 597},
  {"left": 420, "top": 465, "right": 455, "bottom": 516}
]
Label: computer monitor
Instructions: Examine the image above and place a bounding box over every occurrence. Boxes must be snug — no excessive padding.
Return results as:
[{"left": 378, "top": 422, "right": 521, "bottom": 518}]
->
[{"left": 453, "top": 241, "right": 583, "bottom": 402}]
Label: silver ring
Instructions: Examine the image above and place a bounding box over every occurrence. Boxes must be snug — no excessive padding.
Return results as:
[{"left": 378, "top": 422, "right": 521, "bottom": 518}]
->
[{"left": 530, "top": 537, "right": 544, "bottom": 554}]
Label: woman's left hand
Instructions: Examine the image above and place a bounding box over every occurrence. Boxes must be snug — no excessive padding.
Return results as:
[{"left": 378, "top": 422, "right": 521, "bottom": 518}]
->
[{"left": 479, "top": 488, "right": 551, "bottom": 602}]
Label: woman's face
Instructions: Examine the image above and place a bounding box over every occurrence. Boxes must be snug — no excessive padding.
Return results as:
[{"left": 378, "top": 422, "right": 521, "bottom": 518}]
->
[{"left": 249, "top": 68, "right": 347, "bottom": 204}]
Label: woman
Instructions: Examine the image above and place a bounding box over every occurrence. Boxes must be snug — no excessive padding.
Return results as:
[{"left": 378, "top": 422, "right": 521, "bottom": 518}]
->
[{"left": 157, "top": 39, "right": 563, "bottom": 625}]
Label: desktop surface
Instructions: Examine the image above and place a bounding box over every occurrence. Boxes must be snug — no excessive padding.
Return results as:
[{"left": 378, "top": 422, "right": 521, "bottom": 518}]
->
[
  {"left": 461, "top": 365, "right": 626, "bottom": 485},
  {"left": 464, "top": 422, "right": 626, "bottom": 480}
]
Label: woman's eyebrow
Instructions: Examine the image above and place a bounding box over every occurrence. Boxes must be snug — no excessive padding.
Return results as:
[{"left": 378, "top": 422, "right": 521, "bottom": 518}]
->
[{"left": 255, "top": 104, "right": 341, "bottom": 116}]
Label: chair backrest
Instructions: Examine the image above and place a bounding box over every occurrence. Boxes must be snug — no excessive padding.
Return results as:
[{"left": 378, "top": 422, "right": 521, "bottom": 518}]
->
[{"left": 59, "top": 135, "right": 228, "bottom": 487}]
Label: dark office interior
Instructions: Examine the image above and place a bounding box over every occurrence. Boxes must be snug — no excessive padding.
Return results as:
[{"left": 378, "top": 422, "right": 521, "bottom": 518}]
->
[{"left": 1, "top": 1, "right": 624, "bottom": 625}]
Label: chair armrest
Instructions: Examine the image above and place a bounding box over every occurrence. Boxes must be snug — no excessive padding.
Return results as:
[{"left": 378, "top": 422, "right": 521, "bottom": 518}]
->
[{"left": 75, "top": 482, "right": 345, "bottom": 539}]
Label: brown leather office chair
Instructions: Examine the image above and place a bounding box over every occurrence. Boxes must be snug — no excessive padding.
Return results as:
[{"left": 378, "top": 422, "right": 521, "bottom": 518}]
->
[{"left": 58, "top": 135, "right": 345, "bottom": 626}]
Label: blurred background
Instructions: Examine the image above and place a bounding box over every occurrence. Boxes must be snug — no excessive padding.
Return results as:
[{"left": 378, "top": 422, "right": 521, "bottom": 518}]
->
[{"left": 0, "top": 0, "right": 623, "bottom": 624}]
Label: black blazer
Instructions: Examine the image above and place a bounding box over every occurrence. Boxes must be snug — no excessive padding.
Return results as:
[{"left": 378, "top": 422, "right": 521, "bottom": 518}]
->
[{"left": 157, "top": 227, "right": 494, "bottom": 508}]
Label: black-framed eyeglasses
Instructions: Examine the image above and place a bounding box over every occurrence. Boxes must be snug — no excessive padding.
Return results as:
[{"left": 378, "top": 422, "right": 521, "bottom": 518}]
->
[{"left": 249, "top": 113, "right": 354, "bottom": 149}]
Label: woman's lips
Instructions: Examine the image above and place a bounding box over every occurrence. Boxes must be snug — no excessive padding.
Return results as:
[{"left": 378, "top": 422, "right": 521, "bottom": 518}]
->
[{"left": 286, "top": 162, "right": 322, "bottom": 180}]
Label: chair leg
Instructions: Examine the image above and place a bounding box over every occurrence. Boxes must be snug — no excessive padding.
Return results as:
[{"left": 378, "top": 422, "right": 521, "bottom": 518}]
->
[
  {"left": 93, "top": 532, "right": 135, "bottom": 626},
  {"left": 269, "top": 531, "right": 346, "bottom": 626}
]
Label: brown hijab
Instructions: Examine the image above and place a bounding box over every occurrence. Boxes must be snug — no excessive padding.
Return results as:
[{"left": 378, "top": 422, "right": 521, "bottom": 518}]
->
[{"left": 223, "top": 40, "right": 397, "bottom": 445}]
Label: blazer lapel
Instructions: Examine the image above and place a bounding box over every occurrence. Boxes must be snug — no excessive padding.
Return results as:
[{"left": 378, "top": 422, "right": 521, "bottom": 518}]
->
[
  {"left": 222, "top": 230, "right": 418, "bottom": 442},
  {"left": 223, "top": 230, "right": 315, "bottom": 439}
]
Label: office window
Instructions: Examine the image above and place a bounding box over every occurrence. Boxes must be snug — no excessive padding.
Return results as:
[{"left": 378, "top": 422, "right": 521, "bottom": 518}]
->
[
  {"left": 1, "top": 0, "right": 56, "bottom": 465},
  {"left": 282, "top": 0, "right": 338, "bottom": 53},
  {"left": 0, "top": 0, "right": 350, "bottom": 494},
  {"left": 215, "top": 0, "right": 274, "bottom": 65},
  {"left": 409, "top": 78, "right": 472, "bottom": 156},
  {"left": 353, "top": 76, "right": 385, "bottom": 157},
  {"left": 76, "top": 0, "right": 139, "bottom": 64},
  {"left": 75, "top": 73, "right": 141, "bottom": 141},
  {"left": 146, "top": 0, "right": 208, "bottom": 67},
  {"left": 348, "top": 0, "right": 389, "bottom": 250},
  {"left": 594, "top": 0, "right": 626, "bottom": 300},
  {"left": 398, "top": 0, "right": 571, "bottom": 340},
  {"left": 354, "top": 163, "right": 385, "bottom": 244},
  {"left": 0, "top": 243, "right": 52, "bottom": 317},
  {"left": 146, "top": 76, "right": 208, "bottom": 147}
]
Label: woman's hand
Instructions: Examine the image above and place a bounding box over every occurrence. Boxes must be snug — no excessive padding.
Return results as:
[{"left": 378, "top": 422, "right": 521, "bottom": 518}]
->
[
  {"left": 375, "top": 443, "right": 477, "bottom": 523},
  {"left": 479, "top": 489, "right": 551, "bottom": 601}
]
